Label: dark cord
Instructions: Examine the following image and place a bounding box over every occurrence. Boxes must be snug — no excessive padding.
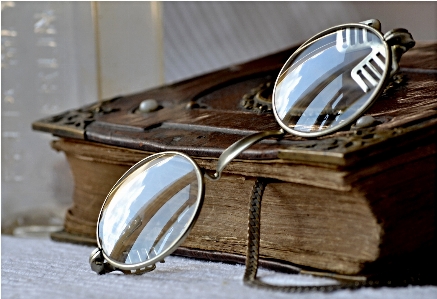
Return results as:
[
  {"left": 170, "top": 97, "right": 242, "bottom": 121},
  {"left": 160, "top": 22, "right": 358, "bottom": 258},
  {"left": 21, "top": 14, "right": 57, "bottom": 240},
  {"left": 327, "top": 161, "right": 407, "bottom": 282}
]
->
[{"left": 243, "top": 178, "right": 431, "bottom": 292}]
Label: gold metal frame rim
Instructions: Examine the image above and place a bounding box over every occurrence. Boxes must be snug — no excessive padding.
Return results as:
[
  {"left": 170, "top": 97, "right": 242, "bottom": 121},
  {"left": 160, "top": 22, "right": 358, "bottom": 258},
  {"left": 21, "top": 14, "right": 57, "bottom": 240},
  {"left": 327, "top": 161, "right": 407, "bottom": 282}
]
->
[
  {"left": 96, "top": 151, "right": 205, "bottom": 271},
  {"left": 272, "top": 22, "right": 392, "bottom": 138}
]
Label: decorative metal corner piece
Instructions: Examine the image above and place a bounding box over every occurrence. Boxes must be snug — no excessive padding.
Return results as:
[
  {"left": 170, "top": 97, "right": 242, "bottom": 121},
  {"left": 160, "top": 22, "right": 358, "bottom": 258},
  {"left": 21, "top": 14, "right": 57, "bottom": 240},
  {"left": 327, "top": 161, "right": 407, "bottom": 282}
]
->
[
  {"left": 277, "top": 112, "right": 435, "bottom": 167},
  {"left": 241, "top": 81, "right": 274, "bottom": 114},
  {"left": 32, "top": 98, "right": 121, "bottom": 139}
]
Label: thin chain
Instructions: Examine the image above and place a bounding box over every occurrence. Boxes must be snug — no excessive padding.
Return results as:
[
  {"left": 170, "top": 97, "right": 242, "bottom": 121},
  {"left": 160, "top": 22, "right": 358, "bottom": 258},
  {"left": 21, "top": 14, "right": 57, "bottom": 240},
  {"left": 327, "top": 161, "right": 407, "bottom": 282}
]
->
[{"left": 243, "top": 178, "right": 431, "bottom": 292}]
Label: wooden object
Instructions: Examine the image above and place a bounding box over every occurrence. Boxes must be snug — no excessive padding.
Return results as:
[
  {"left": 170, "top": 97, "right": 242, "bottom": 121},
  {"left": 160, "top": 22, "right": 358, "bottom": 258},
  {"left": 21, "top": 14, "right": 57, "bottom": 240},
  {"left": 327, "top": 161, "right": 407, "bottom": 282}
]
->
[{"left": 33, "top": 42, "right": 437, "bottom": 275}]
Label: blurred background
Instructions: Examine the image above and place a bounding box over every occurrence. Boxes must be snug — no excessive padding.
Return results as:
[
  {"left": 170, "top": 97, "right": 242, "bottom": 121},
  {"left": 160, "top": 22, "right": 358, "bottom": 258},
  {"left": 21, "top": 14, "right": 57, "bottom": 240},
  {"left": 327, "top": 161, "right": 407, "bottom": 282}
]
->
[{"left": 2, "top": 1, "right": 436, "bottom": 235}]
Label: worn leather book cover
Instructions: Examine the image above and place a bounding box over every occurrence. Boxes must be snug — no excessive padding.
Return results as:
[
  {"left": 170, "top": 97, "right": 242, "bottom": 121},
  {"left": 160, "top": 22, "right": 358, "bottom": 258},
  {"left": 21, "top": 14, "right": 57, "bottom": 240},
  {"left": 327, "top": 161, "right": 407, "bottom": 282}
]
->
[{"left": 33, "top": 42, "right": 437, "bottom": 276}]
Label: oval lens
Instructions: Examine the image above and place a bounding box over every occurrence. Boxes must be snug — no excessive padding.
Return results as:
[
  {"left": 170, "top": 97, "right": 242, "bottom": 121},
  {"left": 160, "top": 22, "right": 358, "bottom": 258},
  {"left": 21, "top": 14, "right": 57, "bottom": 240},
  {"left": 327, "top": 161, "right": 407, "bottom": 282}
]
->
[
  {"left": 97, "top": 152, "right": 203, "bottom": 269},
  {"left": 273, "top": 25, "right": 389, "bottom": 136}
]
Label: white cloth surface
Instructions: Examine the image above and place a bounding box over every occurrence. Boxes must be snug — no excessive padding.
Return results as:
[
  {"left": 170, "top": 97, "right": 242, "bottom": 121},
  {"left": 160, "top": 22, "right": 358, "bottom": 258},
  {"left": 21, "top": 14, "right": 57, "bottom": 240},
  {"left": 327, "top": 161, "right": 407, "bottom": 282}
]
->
[{"left": 2, "top": 235, "right": 436, "bottom": 299}]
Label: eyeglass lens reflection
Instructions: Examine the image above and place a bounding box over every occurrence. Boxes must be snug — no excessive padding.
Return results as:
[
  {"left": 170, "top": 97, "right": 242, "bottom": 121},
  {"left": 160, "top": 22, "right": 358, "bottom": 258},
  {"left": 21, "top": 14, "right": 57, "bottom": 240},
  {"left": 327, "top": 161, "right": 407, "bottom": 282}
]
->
[
  {"left": 274, "top": 27, "right": 386, "bottom": 133},
  {"left": 98, "top": 154, "right": 200, "bottom": 265}
]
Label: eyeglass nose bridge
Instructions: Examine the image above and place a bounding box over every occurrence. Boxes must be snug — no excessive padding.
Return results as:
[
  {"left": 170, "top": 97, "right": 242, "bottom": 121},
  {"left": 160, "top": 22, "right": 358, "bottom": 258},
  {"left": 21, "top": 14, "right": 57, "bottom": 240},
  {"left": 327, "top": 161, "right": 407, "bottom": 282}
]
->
[{"left": 204, "top": 129, "right": 285, "bottom": 181}]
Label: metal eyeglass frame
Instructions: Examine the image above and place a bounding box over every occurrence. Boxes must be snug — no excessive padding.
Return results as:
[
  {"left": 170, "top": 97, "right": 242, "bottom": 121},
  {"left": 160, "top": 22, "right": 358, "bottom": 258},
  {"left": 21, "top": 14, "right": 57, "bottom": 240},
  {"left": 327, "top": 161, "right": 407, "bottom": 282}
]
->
[
  {"left": 272, "top": 19, "right": 415, "bottom": 137},
  {"left": 90, "top": 19, "right": 414, "bottom": 277}
]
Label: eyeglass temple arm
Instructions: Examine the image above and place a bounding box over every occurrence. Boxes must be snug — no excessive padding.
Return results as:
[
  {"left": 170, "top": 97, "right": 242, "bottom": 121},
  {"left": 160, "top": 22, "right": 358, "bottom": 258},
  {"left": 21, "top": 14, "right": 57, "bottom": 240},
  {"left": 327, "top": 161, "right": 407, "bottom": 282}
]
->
[{"left": 205, "top": 129, "right": 285, "bottom": 181}]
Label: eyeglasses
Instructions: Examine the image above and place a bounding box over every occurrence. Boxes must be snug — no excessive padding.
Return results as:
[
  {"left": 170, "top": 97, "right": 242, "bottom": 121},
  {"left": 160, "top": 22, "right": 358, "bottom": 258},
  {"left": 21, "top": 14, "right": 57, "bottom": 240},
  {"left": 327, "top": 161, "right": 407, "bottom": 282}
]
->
[
  {"left": 90, "top": 130, "right": 284, "bottom": 275},
  {"left": 90, "top": 19, "right": 414, "bottom": 290}
]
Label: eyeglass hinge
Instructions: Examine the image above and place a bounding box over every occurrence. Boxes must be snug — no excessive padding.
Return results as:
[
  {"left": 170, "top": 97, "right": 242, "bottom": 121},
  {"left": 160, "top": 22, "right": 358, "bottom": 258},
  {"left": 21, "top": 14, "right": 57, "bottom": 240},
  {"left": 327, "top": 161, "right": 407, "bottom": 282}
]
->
[
  {"left": 89, "top": 248, "right": 156, "bottom": 275},
  {"left": 384, "top": 29, "right": 415, "bottom": 77}
]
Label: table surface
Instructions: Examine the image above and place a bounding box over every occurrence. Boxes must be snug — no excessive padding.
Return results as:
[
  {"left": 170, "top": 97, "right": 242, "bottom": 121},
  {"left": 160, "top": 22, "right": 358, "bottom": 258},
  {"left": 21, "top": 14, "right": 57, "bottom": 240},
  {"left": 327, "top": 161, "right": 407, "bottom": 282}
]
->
[{"left": 2, "top": 235, "right": 436, "bottom": 299}]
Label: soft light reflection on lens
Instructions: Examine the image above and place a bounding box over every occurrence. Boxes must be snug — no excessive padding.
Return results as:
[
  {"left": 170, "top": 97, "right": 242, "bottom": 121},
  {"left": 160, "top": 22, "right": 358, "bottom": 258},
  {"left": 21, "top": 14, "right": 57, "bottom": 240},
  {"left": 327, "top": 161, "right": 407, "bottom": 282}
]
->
[
  {"left": 274, "top": 26, "right": 387, "bottom": 135},
  {"left": 98, "top": 153, "right": 201, "bottom": 265}
]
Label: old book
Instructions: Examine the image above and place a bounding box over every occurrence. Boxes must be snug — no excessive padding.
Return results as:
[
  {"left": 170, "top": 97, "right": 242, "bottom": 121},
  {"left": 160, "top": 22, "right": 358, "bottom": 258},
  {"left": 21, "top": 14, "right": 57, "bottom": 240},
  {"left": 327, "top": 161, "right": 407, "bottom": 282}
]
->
[{"left": 33, "top": 42, "right": 437, "bottom": 276}]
